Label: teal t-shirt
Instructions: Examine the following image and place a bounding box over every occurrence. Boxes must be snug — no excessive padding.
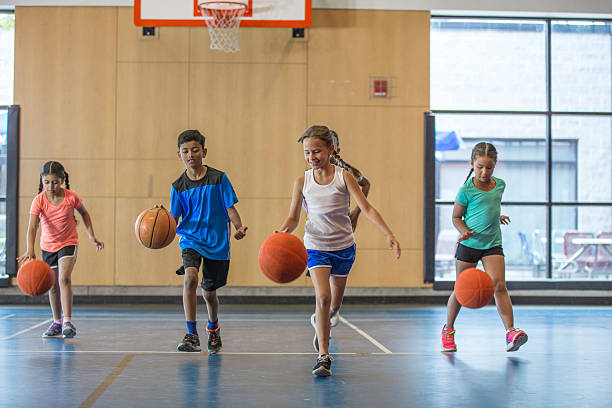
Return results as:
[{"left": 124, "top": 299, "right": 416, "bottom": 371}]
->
[{"left": 455, "top": 176, "right": 505, "bottom": 250}]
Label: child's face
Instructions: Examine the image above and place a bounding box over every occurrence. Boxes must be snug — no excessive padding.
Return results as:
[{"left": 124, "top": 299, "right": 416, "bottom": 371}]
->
[
  {"left": 42, "top": 174, "right": 62, "bottom": 194},
  {"left": 178, "top": 141, "right": 206, "bottom": 169},
  {"left": 303, "top": 137, "right": 333, "bottom": 170},
  {"left": 471, "top": 156, "right": 496, "bottom": 183}
]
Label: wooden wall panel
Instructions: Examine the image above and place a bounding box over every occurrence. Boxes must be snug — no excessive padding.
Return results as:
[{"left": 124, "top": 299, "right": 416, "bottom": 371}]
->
[
  {"left": 349, "top": 249, "right": 424, "bottom": 287},
  {"left": 117, "top": 62, "right": 189, "bottom": 159},
  {"left": 117, "top": 7, "right": 189, "bottom": 62},
  {"left": 116, "top": 159, "right": 185, "bottom": 198},
  {"left": 189, "top": 63, "right": 307, "bottom": 198},
  {"left": 191, "top": 27, "right": 307, "bottom": 64},
  {"left": 308, "top": 9, "right": 429, "bottom": 107},
  {"left": 14, "top": 7, "right": 117, "bottom": 159}
]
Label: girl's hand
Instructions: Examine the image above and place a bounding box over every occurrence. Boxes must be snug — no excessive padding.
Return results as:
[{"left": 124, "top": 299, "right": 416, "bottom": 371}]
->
[
  {"left": 387, "top": 235, "right": 401, "bottom": 259},
  {"left": 500, "top": 215, "right": 511, "bottom": 225},
  {"left": 234, "top": 226, "right": 248, "bottom": 240},
  {"left": 90, "top": 236, "right": 104, "bottom": 251},
  {"left": 16, "top": 251, "right": 36, "bottom": 265},
  {"left": 457, "top": 230, "right": 475, "bottom": 243},
  {"left": 275, "top": 228, "right": 290, "bottom": 233}
]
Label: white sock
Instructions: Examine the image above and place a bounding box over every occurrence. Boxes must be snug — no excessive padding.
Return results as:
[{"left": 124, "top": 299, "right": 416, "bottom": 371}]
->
[{"left": 63, "top": 317, "right": 71, "bottom": 323}]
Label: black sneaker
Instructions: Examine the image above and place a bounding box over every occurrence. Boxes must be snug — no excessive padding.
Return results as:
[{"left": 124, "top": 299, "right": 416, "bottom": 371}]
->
[
  {"left": 177, "top": 333, "right": 201, "bottom": 352},
  {"left": 312, "top": 354, "right": 333, "bottom": 377},
  {"left": 176, "top": 265, "right": 185, "bottom": 275},
  {"left": 207, "top": 327, "right": 222, "bottom": 353}
]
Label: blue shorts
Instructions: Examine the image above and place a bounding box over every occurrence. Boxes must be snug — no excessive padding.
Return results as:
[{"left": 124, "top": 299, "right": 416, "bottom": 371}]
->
[{"left": 307, "top": 244, "right": 356, "bottom": 277}]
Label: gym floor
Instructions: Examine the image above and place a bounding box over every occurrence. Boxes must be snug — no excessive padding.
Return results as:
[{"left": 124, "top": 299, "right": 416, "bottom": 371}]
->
[{"left": 1, "top": 304, "right": 611, "bottom": 407}]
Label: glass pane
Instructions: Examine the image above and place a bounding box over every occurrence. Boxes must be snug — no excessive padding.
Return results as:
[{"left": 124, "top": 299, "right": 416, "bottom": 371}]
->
[
  {"left": 0, "top": 108, "right": 5, "bottom": 276},
  {"left": 552, "top": 21, "right": 612, "bottom": 112},
  {"left": 0, "top": 13, "right": 14, "bottom": 105},
  {"left": 552, "top": 206, "right": 612, "bottom": 280},
  {"left": 431, "top": 18, "right": 546, "bottom": 110},
  {"left": 552, "top": 115, "right": 612, "bottom": 202},
  {"left": 435, "top": 114, "right": 546, "bottom": 202},
  {"left": 435, "top": 204, "right": 548, "bottom": 281}
]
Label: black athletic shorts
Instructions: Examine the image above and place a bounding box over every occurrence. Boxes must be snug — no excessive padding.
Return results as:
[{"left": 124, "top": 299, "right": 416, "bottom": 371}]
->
[
  {"left": 455, "top": 243, "right": 504, "bottom": 264},
  {"left": 41, "top": 245, "right": 77, "bottom": 269},
  {"left": 181, "top": 248, "right": 229, "bottom": 291}
]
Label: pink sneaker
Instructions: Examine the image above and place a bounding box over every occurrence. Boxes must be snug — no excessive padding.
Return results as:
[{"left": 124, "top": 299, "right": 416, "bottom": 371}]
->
[
  {"left": 506, "top": 327, "right": 528, "bottom": 352},
  {"left": 441, "top": 325, "right": 457, "bottom": 352}
]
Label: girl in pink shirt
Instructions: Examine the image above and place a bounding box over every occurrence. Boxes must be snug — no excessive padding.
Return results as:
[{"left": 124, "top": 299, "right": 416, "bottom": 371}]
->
[{"left": 17, "top": 161, "right": 104, "bottom": 338}]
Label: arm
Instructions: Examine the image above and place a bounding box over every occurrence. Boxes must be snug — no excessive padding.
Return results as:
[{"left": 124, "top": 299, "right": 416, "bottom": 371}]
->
[
  {"left": 76, "top": 205, "right": 104, "bottom": 251},
  {"left": 17, "top": 214, "right": 40, "bottom": 264},
  {"left": 227, "top": 205, "right": 248, "bottom": 240},
  {"left": 278, "top": 176, "right": 305, "bottom": 233},
  {"left": 452, "top": 202, "right": 474, "bottom": 243},
  {"left": 343, "top": 170, "right": 400, "bottom": 258},
  {"left": 348, "top": 176, "right": 371, "bottom": 230}
]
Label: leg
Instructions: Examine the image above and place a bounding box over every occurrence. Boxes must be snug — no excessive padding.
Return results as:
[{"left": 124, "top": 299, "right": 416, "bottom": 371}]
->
[
  {"left": 182, "top": 267, "right": 199, "bottom": 322},
  {"left": 446, "top": 260, "right": 477, "bottom": 328},
  {"left": 481, "top": 255, "right": 514, "bottom": 330},
  {"left": 310, "top": 266, "right": 332, "bottom": 356},
  {"left": 48, "top": 267, "right": 61, "bottom": 322},
  {"left": 329, "top": 274, "right": 348, "bottom": 318},
  {"left": 202, "top": 289, "right": 219, "bottom": 323},
  {"left": 57, "top": 254, "right": 77, "bottom": 321}
]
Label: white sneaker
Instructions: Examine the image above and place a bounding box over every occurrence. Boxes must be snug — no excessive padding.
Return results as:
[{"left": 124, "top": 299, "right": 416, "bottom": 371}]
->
[{"left": 330, "top": 310, "right": 340, "bottom": 327}]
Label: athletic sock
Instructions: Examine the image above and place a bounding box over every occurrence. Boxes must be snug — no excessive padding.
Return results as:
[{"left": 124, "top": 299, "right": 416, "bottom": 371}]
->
[
  {"left": 207, "top": 319, "right": 218, "bottom": 330},
  {"left": 186, "top": 321, "right": 198, "bottom": 335}
]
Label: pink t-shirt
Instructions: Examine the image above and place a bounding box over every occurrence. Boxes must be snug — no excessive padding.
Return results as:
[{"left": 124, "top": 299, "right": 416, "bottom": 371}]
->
[{"left": 30, "top": 189, "right": 83, "bottom": 252}]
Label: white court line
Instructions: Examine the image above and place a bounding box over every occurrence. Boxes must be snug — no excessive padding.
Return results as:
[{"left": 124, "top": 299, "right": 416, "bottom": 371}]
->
[
  {"left": 339, "top": 316, "right": 392, "bottom": 354},
  {"left": 1, "top": 318, "right": 52, "bottom": 340},
  {"left": 0, "top": 314, "right": 16, "bottom": 320},
  {"left": 7, "top": 350, "right": 359, "bottom": 355}
]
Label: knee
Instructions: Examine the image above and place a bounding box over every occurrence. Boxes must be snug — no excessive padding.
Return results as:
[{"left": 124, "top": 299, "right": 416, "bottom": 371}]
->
[
  {"left": 203, "top": 290, "right": 217, "bottom": 303},
  {"left": 59, "top": 275, "right": 71, "bottom": 287},
  {"left": 183, "top": 274, "right": 198, "bottom": 290},
  {"left": 316, "top": 293, "right": 332, "bottom": 309},
  {"left": 494, "top": 280, "right": 508, "bottom": 294}
]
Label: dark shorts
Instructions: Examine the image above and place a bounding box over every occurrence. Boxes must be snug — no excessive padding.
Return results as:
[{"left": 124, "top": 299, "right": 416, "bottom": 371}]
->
[
  {"left": 455, "top": 243, "right": 504, "bottom": 264},
  {"left": 306, "top": 244, "right": 356, "bottom": 277},
  {"left": 42, "top": 245, "right": 77, "bottom": 269},
  {"left": 181, "top": 248, "right": 229, "bottom": 291}
]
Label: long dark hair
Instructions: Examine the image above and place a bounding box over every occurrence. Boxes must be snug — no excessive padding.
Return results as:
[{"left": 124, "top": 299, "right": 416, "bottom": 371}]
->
[
  {"left": 464, "top": 142, "right": 498, "bottom": 183},
  {"left": 329, "top": 130, "right": 364, "bottom": 181},
  {"left": 38, "top": 161, "right": 70, "bottom": 193}
]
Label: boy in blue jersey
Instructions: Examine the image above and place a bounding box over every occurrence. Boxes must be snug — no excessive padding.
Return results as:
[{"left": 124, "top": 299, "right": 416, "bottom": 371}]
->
[{"left": 170, "top": 129, "right": 248, "bottom": 353}]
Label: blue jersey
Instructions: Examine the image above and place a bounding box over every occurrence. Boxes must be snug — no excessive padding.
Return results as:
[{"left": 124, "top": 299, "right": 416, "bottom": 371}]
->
[{"left": 170, "top": 166, "right": 238, "bottom": 260}]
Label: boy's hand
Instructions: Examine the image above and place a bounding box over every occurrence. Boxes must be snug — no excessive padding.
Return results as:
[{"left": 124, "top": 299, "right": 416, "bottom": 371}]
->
[
  {"left": 234, "top": 226, "right": 248, "bottom": 240},
  {"left": 90, "top": 236, "right": 105, "bottom": 251},
  {"left": 457, "top": 230, "right": 475, "bottom": 243},
  {"left": 387, "top": 235, "right": 401, "bottom": 259},
  {"left": 500, "top": 215, "right": 511, "bottom": 225}
]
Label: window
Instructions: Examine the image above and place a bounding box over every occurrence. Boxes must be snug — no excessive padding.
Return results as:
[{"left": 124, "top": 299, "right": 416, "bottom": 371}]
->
[{"left": 428, "top": 17, "right": 612, "bottom": 283}]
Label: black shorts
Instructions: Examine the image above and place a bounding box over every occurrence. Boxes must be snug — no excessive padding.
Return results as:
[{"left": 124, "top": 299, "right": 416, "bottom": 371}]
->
[
  {"left": 455, "top": 243, "right": 504, "bottom": 264},
  {"left": 41, "top": 245, "right": 77, "bottom": 269},
  {"left": 181, "top": 248, "right": 229, "bottom": 292}
]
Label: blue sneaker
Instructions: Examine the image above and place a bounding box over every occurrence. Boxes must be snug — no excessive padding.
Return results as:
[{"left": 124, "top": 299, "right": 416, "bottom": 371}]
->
[
  {"left": 42, "top": 322, "right": 62, "bottom": 338},
  {"left": 62, "top": 322, "right": 77, "bottom": 339}
]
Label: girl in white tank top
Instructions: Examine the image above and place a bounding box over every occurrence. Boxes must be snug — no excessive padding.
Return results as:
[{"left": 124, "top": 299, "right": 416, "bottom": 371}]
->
[{"left": 278, "top": 125, "right": 401, "bottom": 377}]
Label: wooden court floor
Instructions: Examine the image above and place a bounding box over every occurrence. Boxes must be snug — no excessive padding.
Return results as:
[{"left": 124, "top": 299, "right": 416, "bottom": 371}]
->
[{"left": 1, "top": 304, "right": 611, "bottom": 407}]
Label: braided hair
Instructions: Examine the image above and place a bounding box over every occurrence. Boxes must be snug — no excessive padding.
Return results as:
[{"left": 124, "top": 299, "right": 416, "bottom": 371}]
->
[
  {"left": 38, "top": 161, "right": 70, "bottom": 193},
  {"left": 329, "top": 130, "right": 364, "bottom": 182},
  {"left": 465, "top": 142, "right": 498, "bottom": 183}
]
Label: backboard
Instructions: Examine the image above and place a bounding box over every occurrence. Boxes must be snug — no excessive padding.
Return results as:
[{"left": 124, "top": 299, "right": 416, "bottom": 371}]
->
[{"left": 134, "top": 0, "right": 311, "bottom": 27}]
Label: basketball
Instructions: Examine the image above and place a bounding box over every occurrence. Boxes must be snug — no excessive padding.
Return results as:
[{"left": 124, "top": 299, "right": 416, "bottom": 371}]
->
[
  {"left": 17, "top": 260, "right": 54, "bottom": 297},
  {"left": 454, "top": 268, "right": 494, "bottom": 309},
  {"left": 258, "top": 233, "right": 308, "bottom": 283},
  {"left": 135, "top": 205, "right": 177, "bottom": 249}
]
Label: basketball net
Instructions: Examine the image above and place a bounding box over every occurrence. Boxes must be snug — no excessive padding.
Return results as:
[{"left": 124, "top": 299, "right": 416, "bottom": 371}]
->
[{"left": 199, "top": 2, "right": 247, "bottom": 53}]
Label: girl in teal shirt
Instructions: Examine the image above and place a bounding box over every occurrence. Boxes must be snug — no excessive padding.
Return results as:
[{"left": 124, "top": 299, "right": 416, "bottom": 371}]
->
[{"left": 441, "top": 142, "right": 528, "bottom": 353}]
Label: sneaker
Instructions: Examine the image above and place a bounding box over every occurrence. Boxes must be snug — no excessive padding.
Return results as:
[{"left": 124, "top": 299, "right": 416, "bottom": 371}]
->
[
  {"left": 177, "top": 333, "right": 201, "bottom": 352},
  {"left": 441, "top": 325, "right": 457, "bottom": 352},
  {"left": 506, "top": 328, "right": 528, "bottom": 352},
  {"left": 62, "top": 322, "right": 76, "bottom": 339},
  {"left": 176, "top": 265, "right": 185, "bottom": 275},
  {"left": 330, "top": 309, "right": 340, "bottom": 327},
  {"left": 313, "top": 331, "right": 319, "bottom": 353},
  {"left": 312, "top": 354, "right": 333, "bottom": 377},
  {"left": 42, "top": 322, "right": 62, "bottom": 338},
  {"left": 207, "top": 327, "right": 222, "bottom": 353}
]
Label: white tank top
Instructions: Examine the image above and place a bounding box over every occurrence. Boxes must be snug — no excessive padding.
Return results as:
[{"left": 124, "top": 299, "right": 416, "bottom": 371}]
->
[{"left": 302, "top": 165, "right": 355, "bottom": 250}]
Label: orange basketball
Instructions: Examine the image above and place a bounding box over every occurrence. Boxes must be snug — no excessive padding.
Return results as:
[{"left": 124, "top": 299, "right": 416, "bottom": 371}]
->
[
  {"left": 258, "top": 233, "right": 308, "bottom": 284},
  {"left": 17, "top": 260, "right": 54, "bottom": 297},
  {"left": 135, "top": 205, "right": 177, "bottom": 249},
  {"left": 454, "top": 268, "right": 494, "bottom": 309}
]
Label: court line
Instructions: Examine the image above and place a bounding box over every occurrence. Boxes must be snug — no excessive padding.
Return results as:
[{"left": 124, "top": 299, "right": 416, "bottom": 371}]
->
[
  {"left": 339, "top": 316, "right": 393, "bottom": 354},
  {"left": 79, "top": 354, "right": 134, "bottom": 408},
  {"left": 0, "top": 314, "right": 16, "bottom": 320},
  {"left": 7, "top": 350, "right": 359, "bottom": 355},
  {"left": 0, "top": 318, "right": 52, "bottom": 340}
]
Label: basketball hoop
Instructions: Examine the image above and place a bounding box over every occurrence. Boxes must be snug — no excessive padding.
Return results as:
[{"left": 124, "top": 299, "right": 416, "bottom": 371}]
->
[{"left": 199, "top": 1, "right": 247, "bottom": 53}]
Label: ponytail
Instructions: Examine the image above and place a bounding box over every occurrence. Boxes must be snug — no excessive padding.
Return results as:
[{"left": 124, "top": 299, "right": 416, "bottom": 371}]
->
[
  {"left": 464, "top": 168, "right": 474, "bottom": 184},
  {"left": 332, "top": 152, "right": 364, "bottom": 182}
]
